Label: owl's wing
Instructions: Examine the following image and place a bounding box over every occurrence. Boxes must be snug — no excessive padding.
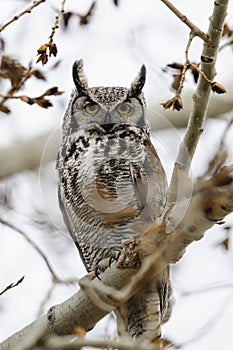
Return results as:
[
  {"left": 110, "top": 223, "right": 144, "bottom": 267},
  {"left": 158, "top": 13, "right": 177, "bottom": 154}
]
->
[
  {"left": 58, "top": 186, "right": 89, "bottom": 267},
  {"left": 129, "top": 162, "right": 147, "bottom": 213},
  {"left": 130, "top": 137, "right": 167, "bottom": 223}
]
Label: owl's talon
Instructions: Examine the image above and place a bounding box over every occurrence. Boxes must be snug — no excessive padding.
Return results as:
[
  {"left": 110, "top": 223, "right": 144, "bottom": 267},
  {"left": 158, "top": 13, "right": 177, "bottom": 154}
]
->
[
  {"left": 109, "top": 250, "right": 121, "bottom": 268},
  {"left": 94, "top": 264, "right": 102, "bottom": 280},
  {"left": 94, "top": 258, "right": 110, "bottom": 280}
]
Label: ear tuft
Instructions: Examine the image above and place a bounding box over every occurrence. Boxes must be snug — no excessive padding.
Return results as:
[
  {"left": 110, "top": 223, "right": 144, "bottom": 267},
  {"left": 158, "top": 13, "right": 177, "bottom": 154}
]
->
[
  {"left": 72, "top": 59, "right": 88, "bottom": 95},
  {"left": 128, "top": 65, "right": 146, "bottom": 97}
]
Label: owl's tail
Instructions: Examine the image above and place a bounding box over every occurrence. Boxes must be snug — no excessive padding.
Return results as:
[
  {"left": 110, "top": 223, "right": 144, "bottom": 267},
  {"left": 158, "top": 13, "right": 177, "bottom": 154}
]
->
[{"left": 115, "top": 270, "right": 172, "bottom": 342}]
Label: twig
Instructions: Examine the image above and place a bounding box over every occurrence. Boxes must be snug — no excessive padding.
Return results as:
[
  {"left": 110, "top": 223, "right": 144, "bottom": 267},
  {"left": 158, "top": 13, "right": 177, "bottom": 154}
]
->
[
  {"left": 0, "top": 216, "right": 80, "bottom": 317},
  {"left": 176, "top": 32, "right": 195, "bottom": 96},
  {"left": 161, "top": 32, "right": 196, "bottom": 111},
  {"left": 48, "top": 0, "right": 67, "bottom": 45},
  {"left": 166, "top": 0, "right": 229, "bottom": 205},
  {"left": 201, "top": 118, "right": 233, "bottom": 179},
  {"left": 0, "top": 62, "right": 33, "bottom": 111},
  {"left": 178, "top": 292, "right": 233, "bottom": 348},
  {"left": 44, "top": 335, "right": 157, "bottom": 350},
  {"left": 36, "top": 0, "right": 68, "bottom": 64},
  {"left": 179, "top": 281, "right": 233, "bottom": 297},
  {"left": 0, "top": 276, "right": 25, "bottom": 296},
  {"left": 0, "top": 0, "right": 46, "bottom": 33},
  {"left": 0, "top": 216, "right": 58, "bottom": 280},
  {"left": 160, "top": 0, "right": 208, "bottom": 41}
]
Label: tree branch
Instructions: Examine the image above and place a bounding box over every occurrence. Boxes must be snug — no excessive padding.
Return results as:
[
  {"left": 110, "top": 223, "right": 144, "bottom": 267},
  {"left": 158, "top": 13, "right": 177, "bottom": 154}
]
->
[
  {"left": 43, "top": 335, "right": 157, "bottom": 350},
  {"left": 167, "top": 0, "right": 229, "bottom": 204},
  {"left": 160, "top": 0, "right": 208, "bottom": 41},
  {"left": 0, "top": 217, "right": 59, "bottom": 280},
  {"left": 0, "top": 0, "right": 46, "bottom": 33},
  {"left": 0, "top": 128, "right": 61, "bottom": 179}
]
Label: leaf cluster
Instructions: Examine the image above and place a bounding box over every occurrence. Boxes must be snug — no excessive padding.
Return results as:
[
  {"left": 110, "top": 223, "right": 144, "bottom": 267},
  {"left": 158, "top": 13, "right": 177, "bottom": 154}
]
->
[
  {"left": 0, "top": 54, "right": 62, "bottom": 114},
  {"left": 62, "top": 2, "right": 96, "bottom": 28},
  {"left": 36, "top": 42, "right": 58, "bottom": 65}
]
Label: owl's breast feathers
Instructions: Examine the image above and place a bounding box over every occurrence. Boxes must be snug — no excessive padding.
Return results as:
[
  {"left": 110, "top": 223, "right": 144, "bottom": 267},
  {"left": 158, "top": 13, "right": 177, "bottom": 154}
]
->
[{"left": 58, "top": 125, "right": 167, "bottom": 234}]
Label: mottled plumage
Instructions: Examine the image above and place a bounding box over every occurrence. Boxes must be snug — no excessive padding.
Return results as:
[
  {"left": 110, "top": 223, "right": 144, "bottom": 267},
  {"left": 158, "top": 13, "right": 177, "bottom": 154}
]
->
[{"left": 57, "top": 60, "right": 172, "bottom": 341}]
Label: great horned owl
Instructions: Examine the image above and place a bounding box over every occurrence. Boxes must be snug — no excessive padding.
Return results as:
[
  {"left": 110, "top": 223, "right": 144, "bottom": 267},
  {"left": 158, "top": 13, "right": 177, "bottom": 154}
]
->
[{"left": 57, "top": 60, "right": 172, "bottom": 341}]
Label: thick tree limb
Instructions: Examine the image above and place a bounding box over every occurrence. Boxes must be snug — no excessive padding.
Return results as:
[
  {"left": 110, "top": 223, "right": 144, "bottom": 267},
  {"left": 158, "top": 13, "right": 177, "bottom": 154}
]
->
[
  {"left": 0, "top": 128, "right": 61, "bottom": 179},
  {"left": 1, "top": 165, "right": 232, "bottom": 350},
  {"left": 167, "top": 0, "right": 229, "bottom": 204}
]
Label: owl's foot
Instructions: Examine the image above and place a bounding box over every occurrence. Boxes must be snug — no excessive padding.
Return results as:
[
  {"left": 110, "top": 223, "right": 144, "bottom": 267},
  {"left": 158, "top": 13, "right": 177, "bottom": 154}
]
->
[
  {"left": 94, "top": 258, "right": 109, "bottom": 280},
  {"left": 109, "top": 249, "right": 121, "bottom": 267},
  {"left": 94, "top": 250, "right": 121, "bottom": 280}
]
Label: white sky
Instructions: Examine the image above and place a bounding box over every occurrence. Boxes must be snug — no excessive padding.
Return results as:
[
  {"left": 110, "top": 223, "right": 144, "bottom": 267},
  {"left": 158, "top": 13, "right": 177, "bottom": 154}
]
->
[{"left": 0, "top": 1, "right": 233, "bottom": 349}]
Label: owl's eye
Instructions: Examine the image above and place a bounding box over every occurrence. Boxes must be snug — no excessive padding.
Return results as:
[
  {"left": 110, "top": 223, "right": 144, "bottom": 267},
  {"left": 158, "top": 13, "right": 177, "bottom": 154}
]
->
[
  {"left": 116, "top": 102, "right": 132, "bottom": 115},
  {"left": 85, "top": 103, "right": 99, "bottom": 115}
]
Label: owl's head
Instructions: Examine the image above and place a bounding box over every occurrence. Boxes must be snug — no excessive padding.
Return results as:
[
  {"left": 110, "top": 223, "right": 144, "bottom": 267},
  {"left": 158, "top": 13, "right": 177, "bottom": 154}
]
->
[{"left": 63, "top": 59, "right": 149, "bottom": 136}]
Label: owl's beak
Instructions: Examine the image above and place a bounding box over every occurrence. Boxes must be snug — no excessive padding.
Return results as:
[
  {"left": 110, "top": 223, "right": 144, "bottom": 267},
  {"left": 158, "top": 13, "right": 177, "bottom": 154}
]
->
[
  {"left": 101, "top": 112, "right": 116, "bottom": 132},
  {"left": 101, "top": 123, "right": 116, "bottom": 132}
]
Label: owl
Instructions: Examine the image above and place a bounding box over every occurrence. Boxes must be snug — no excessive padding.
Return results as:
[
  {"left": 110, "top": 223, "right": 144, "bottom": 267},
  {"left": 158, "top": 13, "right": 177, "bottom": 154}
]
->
[{"left": 56, "top": 59, "right": 172, "bottom": 341}]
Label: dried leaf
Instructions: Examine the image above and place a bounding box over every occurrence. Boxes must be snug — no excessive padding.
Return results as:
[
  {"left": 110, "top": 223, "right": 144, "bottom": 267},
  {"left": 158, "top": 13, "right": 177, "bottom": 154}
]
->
[
  {"left": 222, "top": 23, "right": 232, "bottom": 37},
  {"left": 31, "top": 69, "right": 46, "bottom": 80},
  {"left": 217, "top": 238, "right": 229, "bottom": 250},
  {"left": 19, "top": 96, "right": 34, "bottom": 105},
  {"left": 37, "top": 44, "right": 47, "bottom": 54},
  {"left": 191, "top": 69, "right": 199, "bottom": 83},
  {"left": 217, "top": 220, "right": 226, "bottom": 225},
  {"left": 0, "top": 55, "right": 27, "bottom": 89},
  {"left": 37, "top": 42, "right": 57, "bottom": 65},
  {"left": 161, "top": 99, "right": 173, "bottom": 110},
  {"left": 79, "top": 1, "right": 96, "bottom": 26},
  {"left": 36, "top": 53, "right": 48, "bottom": 65},
  {"left": 0, "top": 104, "right": 11, "bottom": 114},
  {"left": 49, "top": 43, "right": 57, "bottom": 57},
  {"left": 33, "top": 97, "right": 53, "bottom": 108},
  {"left": 171, "top": 73, "right": 182, "bottom": 91},
  {"left": 173, "top": 95, "right": 183, "bottom": 111},
  {"left": 74, "top": 326, "right": 86, "bottom": 336},
  {"left": 211, "top": 82, "right": 227, "bottom": 94},
  {"left": 161, "top": 95, "right": 183, "bottom": 111},
  {"left": 50, "top": 60, "right": 62, "bottom": 69},
  {"left": 167, "top": 62, "right": 183, "bottom": 70},
  {"left": 43, "top": 87, "right": 59, "bottom": 96},
  {"left": 62, "top": 11, "right": 73, "bottom": 27}
]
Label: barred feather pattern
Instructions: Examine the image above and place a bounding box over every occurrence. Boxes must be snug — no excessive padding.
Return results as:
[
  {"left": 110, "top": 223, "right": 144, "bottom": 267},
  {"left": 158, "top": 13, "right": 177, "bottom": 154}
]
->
[{"left": 57, "top": 61, "right": 173, "bottom": 341}]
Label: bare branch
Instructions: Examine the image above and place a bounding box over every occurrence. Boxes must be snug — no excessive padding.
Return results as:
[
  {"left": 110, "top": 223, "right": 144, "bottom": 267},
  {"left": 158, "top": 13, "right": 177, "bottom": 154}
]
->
[
  {"left": 0, "top": 276, "right": 24, "bottom": 297},
  {"left": 160, "top": 0, "right": 208, "bottom": 41},
  {"left": 176, "top": 32, "right": 195, "bottom": 96},
  {"left": 0, "top": 217, "right": 58, "bottom": 280},
  {"left": 36, "top": 0, "right": 68, "bottom": 64},
  {"left": 0, "top": 0, "right": 46, "bottom": 33},
  {"left": 43, "top": 335, "right": 159, "bottom": 350},
  {"left": 0, "top": 129, "right": 61, "bottom": 179},
  {"left": 48, "top": 0, "right": 67, "bottom": 44}
]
